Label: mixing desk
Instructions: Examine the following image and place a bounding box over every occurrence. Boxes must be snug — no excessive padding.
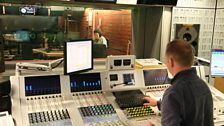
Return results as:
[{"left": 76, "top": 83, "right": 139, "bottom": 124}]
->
[{"left": 10, "top": 64, "right": 224, "bottom": 126}]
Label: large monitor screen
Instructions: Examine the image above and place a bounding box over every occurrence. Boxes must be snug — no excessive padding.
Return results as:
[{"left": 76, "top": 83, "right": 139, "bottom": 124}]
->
[
  {"left": 210, "top": 49, "right": 224, "bottom": 76},
  {"left": 64, "top": 39, "right": 93, "bottom": 75},
  {"left": 70, "top": 73, "right": 101, "bottom": 92},
  {"left": 25, "top": 75, "right": 61, "bottom": 96}
]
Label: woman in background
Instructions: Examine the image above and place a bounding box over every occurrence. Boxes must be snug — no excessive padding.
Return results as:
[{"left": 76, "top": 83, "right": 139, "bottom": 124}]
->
[{"left": 93, "top": 29, "right": 107, "bottom": 48}]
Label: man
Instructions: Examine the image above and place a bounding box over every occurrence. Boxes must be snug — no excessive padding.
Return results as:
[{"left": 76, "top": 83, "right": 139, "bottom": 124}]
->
[
  {"left": 144, "top": 39, "right": 214, "bottom": 126},
  {"left": 93, "top": 29, "right": 107, "bottom": 48}
]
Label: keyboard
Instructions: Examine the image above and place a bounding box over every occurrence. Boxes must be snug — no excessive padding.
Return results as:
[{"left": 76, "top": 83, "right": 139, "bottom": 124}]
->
[
  {"left": 115, "top": 95, "right": 147, "bottom": 109},
  {"left": 113, "top": 90, "right": 148, "bottom": 109}
]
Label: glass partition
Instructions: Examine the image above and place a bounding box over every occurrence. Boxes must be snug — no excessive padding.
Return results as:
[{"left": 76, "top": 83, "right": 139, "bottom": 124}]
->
[{"left": 0, "top": 5, "right": 133, "bottom": 62}]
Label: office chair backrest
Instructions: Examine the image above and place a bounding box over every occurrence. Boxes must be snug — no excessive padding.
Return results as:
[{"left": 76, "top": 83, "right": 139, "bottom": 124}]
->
[
  {"left": 93, "top": 44, "right": 107, "bottom": 58},
  {"left": 106, "top": 38, "right": 109, "bottom": 48}
]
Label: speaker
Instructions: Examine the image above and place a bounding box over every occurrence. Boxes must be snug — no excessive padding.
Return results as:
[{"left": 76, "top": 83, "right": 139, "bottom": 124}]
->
[
  {"left": 175, "top": 24, "right": 200, "bottom": 56},
  {"left": 22, "top": 43, "right": 33, "bottom": 60},
  {"left": 0, "top": 77, "right": 11, "bottom": 96},
  {"left": 0, "top": 34, "right": 5, "bottom": 73},
  {"left": 0, "top": 95, "right": 11, "bottom": 114},
  {"left": 0, "top": 6, "right": 3, "bottom": 14}
]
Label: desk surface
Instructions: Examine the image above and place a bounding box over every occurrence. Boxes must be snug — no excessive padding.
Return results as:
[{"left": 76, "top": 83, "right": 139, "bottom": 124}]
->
[{"left": 33, "top": 48, "right": 63, "bottom": 57}]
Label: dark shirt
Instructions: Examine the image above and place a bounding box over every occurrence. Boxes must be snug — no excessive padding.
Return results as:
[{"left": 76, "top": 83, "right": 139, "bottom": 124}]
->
[{"left": 159, "top": 68, "right": 214, "bottom": 126}]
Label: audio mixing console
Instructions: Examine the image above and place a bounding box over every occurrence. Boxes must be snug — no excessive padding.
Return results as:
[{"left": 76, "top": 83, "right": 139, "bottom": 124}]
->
[{"left": 9, "top": 56, "right": 224, "bottom": 126}]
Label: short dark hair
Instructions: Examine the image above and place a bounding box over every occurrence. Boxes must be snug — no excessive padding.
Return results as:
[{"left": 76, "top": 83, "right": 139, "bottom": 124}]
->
[
  {"left": 166, "top": 39, "right": 195, "bottom": 67},
  {"left": 94, "top": 29, "right": 102, "bottom": 37}
]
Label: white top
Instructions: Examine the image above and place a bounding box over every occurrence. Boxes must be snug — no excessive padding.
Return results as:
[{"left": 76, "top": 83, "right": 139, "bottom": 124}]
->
[{"left": 101, "top": 36, "right": 107, "bottom": 48}]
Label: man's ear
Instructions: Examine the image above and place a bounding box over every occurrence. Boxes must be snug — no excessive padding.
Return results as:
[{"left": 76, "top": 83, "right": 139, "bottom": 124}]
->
[{"left": 169, "top": 57, "right": 174, "bottom": 68}]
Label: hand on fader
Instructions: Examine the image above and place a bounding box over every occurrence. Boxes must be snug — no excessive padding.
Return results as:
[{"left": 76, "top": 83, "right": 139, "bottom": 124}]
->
[{"left": 143, "top": 97, "right": 158, "bottom": 107}]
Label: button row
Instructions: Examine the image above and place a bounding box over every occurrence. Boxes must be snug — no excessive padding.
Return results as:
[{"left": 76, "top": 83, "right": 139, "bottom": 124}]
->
[
  {"left": 72, "top": 91, "right": 104, "bottom": 97},
  {"left": 125, "top": 106, "right": 156, "bottom": 118},
  {"left": 147, "top": 85, "right": 170, "bottom": 90},
  {"left": 28, "top": 109, "right": 70, "bottom": 124},
  {"left": 79, "top": 104, "right": 116, "bottom": 117},
  {"left": 26, "top": 95, "right": 62, "bottom": 101}
]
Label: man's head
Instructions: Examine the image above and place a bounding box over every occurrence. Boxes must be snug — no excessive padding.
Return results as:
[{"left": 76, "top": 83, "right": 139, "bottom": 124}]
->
[
  {"left": 94, "top": 29, "right": 102, "bottom": 41},
  {"left": 165, "top": 39, "right": 194, "bottom": 76}
]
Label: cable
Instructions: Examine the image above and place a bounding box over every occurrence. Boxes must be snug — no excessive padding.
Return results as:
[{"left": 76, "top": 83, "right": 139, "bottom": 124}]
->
[
  {"left": 110, "top": 82, "right": 133, "bottom": 88},
  {"left": 51, "top": 60, "right": 63, "bottom": 69},
  {"left": 208, "top": 0, "right": 218, "bottom": 82}
]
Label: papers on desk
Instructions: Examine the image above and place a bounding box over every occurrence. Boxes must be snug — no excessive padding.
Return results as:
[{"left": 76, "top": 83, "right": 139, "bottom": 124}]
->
[
  {"left": 0, "top": 111, "right": 14, "bottom": 126},
  {"left": 135, "top": 58, "right": 165, "bottom": 68}
]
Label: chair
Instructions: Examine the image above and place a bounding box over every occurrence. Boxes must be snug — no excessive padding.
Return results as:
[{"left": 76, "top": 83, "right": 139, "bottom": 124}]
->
[
  {"left": 126, "top": 40, "right": 132, "bottom": 55},
  {"left": 106, "top": 38, "right": 109, "bottom": 48},
  {"left": 93, "top": 44, "right": 107, "bottom": 58}
]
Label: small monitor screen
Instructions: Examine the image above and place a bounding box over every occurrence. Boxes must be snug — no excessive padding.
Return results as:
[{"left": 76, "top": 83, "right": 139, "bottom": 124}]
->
[
  {"left": 144, "top": 69, "right": 170, "bottom": 86},
  {"left": 110, "top": 74, "right": 118, "bottom": 81},
  {"left": 15, "top": 30, "right": 30, "bottom": 42},
  {"left": 123, "top": 59, "right": 131, "bottom": 66},
  {"left": 114, "top": 60, "right": 122, "bottom": 66},
  {"left": 210, "top": 49, "right": 224, "bottom": 76},
  {"left": 64, "top": 39, "right": 93, "bottom": 75},
  {"left": 123, "top": 73, "right": 135, "bottom": 84}
]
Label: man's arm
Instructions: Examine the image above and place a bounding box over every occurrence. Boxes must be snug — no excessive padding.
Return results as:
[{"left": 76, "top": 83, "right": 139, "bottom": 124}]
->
[{"left": 161, "top": 92, "right": 182, "bottom": 126}]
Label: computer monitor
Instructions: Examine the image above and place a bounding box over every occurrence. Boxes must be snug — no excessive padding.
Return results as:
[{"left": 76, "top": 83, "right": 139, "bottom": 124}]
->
[
  {"left": 15, "top": 30, "right": 30, "bottom": 42},
  {"left": 210, "top": 49, "right": 224, "bottom": 76},
  {"left": 64, "top": 39, "right": 93, "bottom": 75}
]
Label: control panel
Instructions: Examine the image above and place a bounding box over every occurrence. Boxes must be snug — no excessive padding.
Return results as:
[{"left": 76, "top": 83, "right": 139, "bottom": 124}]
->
[
  {"left": 107, "top": 70, "right": 137, "bottom": 90},
  {"left": 78, "top": 104, "right": 127, "bottom": 126},
  {"left": 106, "top": 55, "right": 135, "bottom": 70},
  {"left": 28, "top": 109, "right": 71, "bottom": 126},
  {"left": 70, "top": 90, "right": 129, "bottom": 126},
  {"left": 10, "top": 64, "right": 224, "bottom": 126}
]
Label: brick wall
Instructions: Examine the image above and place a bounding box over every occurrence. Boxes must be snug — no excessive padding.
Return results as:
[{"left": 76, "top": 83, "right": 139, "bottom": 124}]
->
[
  {"left": 80, "top": 9, "right": 132, "bottom": 55},
  {"left": 80, "top": 10, "right": 89, "bottom": 38},
  {"left": 94, "top": 10, "right": 132, "bottom": 55}
]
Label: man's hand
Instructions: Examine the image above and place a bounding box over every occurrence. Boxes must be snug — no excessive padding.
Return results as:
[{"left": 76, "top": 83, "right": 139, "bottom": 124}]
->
[
  {"left": 147, "top": 121, "right": 155, "bottom": 126},
  {"left": 143, "top": 97, "right": 157, "bottom": 107}
]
